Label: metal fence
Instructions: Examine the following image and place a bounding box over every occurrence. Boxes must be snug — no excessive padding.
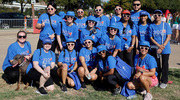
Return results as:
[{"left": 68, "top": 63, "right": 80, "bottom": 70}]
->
[{"left": 0, "top": 19, "right": 32, "bottom": 29}]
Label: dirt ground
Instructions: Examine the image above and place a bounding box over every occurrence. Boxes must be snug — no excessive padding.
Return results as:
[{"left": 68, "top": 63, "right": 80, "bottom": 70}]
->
[{"left": 0, "top": 29, "right": 179, "bottom": 73}]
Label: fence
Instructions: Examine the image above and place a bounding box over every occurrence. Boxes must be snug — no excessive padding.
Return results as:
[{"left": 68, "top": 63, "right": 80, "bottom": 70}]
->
[{"left": 0, "top": 19, "right": 32, "bottom": 29}]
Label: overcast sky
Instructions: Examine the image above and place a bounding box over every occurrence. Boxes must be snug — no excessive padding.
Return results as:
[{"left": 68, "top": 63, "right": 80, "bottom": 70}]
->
[{"left": 102, "top": 0, "right": 110, "bottom": 2}]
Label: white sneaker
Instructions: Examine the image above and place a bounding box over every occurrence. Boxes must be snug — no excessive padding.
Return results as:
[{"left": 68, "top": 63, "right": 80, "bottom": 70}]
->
[
  {"left": 178, "top": 43, "right": 180, "bottom": 45},
  {"left": 159, "top": 83, "right": 167, "bottom": 89},
  {"left": 144, "top": 93, "right": 153, "bottom": 100}
]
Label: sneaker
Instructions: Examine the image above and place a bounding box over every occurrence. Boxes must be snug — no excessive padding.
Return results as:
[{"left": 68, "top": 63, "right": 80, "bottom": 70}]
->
[
  {"left": 140, "top": 90, "right": 147, "bottom": 95},
  {"left": 36, "top": 87, "right": 48, "bottom": 95},
  {"left": 112, "top": 87, "right": 121, "bottom": 96},
  {"left": 62, "top": 84, "right": 67, "bottom": 92},
  {"left": 81, "top": 82, "right": 86, "bottom": 88},
  {"left": 144, "top": 93, "right": 153, "bottom": 100},
  {"left": 127, "top": 95, "right": 137, "bottom": 99},
  {"left": 159, "top": 83, "right": 167, "bottom": 89},
  {"left": 178, "top": 43, "right": 180, "bottom": 45}
]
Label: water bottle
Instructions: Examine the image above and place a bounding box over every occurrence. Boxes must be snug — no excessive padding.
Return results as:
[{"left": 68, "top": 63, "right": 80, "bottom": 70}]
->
[
  {"left": 42, "top": 61, "right": 48, "bottom": 73},
  {"left": 86, "top": 74, "right": 92, "bottom": 80},
  {"left": 127, "top": 95, "right": 137, "bottom": 99},
  {"left": 125, "top": 43, "right": 129, "bottom": 50}
]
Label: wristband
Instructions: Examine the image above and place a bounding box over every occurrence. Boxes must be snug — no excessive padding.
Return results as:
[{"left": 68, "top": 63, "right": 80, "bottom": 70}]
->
[
  {"left": 141, "top": 71, "right": 143, "bottom": 75},
  {"left": 131, "top": 45, "right": 134, "bottom": 47}
]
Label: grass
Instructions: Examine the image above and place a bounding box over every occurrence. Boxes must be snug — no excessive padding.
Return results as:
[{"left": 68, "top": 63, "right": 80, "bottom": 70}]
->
[{"left": 0, "top": 68, "right": 180, "bottom": 100}]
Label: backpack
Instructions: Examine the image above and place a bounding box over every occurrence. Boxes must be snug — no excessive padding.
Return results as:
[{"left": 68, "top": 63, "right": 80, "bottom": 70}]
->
[{"left": 115, "top": 56, "right": 133, "bottom": 80}]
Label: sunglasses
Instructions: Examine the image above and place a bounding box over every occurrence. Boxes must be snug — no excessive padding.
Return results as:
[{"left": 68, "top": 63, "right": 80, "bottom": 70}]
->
[
  {"left": 115, "top": 8, "right": 122, "bottom": 11},
  {"left": 47, "top": 8, "right": 54, "bottom": 11},
  {"left": 153, "top": 14, "right": 162, "bottom": 17},
  {"left": 67, "top": 43, "right": 75, "bottom": 46},
  {"left": 88, "top": 20, "right": 96, "bottom": 24},
  {"left": 66, "top": 16, "right": 74, "bottom": 19},
  {"left": 123, "top": 27, "right": 126, "bottom": 34},
  {"left": 95, "top": 9, "right": 102, "bottom": 12},
  {"left": 77, "top": 11, "right": 84, "bottom": 13},
  {"left": 18, "top": 36, "right": 26, "bottom": 38},
  {"left": 98, "top": 50, "right": 106, "bottom": 55},
  {"left": 123, "top": 14, "right": 130, "bottom": 17},
  {"left": 133, "top": 4, "right": 140, "bottom": 6},
  {"left": 84, "top": 41, "right": 92, "bottom": 44},
  {"left": 109, "top": 28, "right": 118, "bottom": 31},
  {"left": 140, "top": 46, "right": 149, "bottom": 50}
]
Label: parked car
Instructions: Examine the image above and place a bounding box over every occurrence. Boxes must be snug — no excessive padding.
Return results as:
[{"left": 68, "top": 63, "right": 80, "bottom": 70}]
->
[{"left": 0, "top": 12, "right": 32, "bottom": 29}]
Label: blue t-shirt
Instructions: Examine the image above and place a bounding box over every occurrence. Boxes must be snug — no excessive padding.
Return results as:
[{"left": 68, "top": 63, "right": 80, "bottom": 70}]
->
[
  {"left": 75, "top": 17, "right": 87, "bottom": 29},
  {"left": 98, "top": 56, "right": 116, "bottom": 73},
  {"left": 58, "top": 49, "right": 78, "bottom": 71},
  {"left": 110, "top": 16, "right": 121, "bottom": 24},
  {"left": 79, "top": 47, "right": 97, "bottom": 68},
  {"left": 137, "top": 23, "right": 150, "bottom": 42},
  {"left": 2, "top": 41, "right": 32, "bottom": 71},
  {"left": 131, "top": 10, "right": 151, "bottom": 25},
  {"left": 32, "top": 48, "right": 55, "bottom": 69},
  {"left": 134, "top": 54, "right": 158, "bottom": 76},
  {"left": 80, "top": 27, "right": 102, "bottom": 45},
  {"left": 116, "top": 22, "right": 137, "bottom": 51},
  {"left": 37, "top": 13, "right": 62, "bottom": 41},
  {"left": 99, "top": 33, "right": 121, "bottom": 53},
  {"left": 95, "top": 15, "right": 110, "bottom": 35},
  {"left": 149, "top": 22, "right": 172, "bottom": 54}
]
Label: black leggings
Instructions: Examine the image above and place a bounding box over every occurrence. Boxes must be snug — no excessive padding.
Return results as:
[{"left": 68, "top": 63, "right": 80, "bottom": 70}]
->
[
  {"left": 37, "top": 39, "right": 57, "bottom": 52},
  {"left": 106, "top": 69, "right": 126, "bottom": 88},
  {"left": 3, "top": 66, "right": 19, "bottom": 83},
  {"left": 118, "top": 50, "right": 134, "bottom": 67}
]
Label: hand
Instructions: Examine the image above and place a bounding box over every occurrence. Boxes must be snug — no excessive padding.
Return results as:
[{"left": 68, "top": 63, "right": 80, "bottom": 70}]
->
[
  {"left": 43, "top": 72, "right": 50, "bottom": 80},
  {"left": 136, "top": 49, "right": 139, "bottom": 55},
  {"left": 60, "top": 45, "right": 64, "bottom": 51},
  {"left": 69, "top": 69, "right": 74, "bottom": 73},
  {"left": 159, "top": 45, "right": 165, "bottom": 50},
  {"left": 127, "top": 46, "right": 133, "bottom": 53},
  {"left": 41, "top": 20, "right": 45, "bottom": 28},
  {"left": 49, "top": 34, "right": 55, "bottom": 39},
  {"left": 101, "top": 76, "right": 104, "bottom": 81},
  {"left": 44, "top": 66, "right": 50, "bottom": 74},
  {"left": 133, "top": 72, "right": 141, "bottom": 79},
  {"left": 85, "top": 69, "right": 90, "bottom": 77},
  {"left": 157, "top": 48, "right": 162, "bottom": 54}
]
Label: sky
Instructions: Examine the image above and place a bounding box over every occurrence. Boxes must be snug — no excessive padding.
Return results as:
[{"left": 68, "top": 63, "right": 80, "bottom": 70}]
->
[{"left": 101, "top": 0, "right": 110, "bottom": 2}]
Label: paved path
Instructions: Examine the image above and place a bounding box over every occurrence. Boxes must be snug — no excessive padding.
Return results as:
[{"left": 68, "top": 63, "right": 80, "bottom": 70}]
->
[{"left": 0, "top": 29, "right": 179, "bottom": 73}]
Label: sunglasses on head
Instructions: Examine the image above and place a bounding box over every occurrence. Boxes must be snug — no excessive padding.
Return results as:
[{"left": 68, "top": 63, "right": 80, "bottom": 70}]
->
[
  {"left": 123, "top": 14, "right": 130, "bottom": 17},
  {"left": 77, "top": 11, "right": 84, "bottom": 13},
  {"left": 67, "top": 43, "right": 75, "bottom": 46},
  {"left": 95, "top": 9, "right": 102, "bottom": 12},
  {"left": 18, "top": 36, "right": 26, "bottom": 38},
  {"left": 98, "top": 50, "right": 106, "bottom": 55},
  {"left": 133, "top": 4, "right": 140, "bottom": 6},
  {"left": 84, "top": 41, "right": 92, "bottom": 44},
  {"left": 140, "top": 46, "right": 149, "bottom": 50},
  {"left": 115, "top": 8, "right": 121, "bottom": 11},
  {"left": 153, "top": 14, "right": 162, "bottom": 17},
  {"left": 66, "top": 16, "right": 74, "bottom": 19},
  {"left": 109, "top": 28, "right": 118, "bottom": 31},
  {"left": 47, "top": 8, "right": 54, "bottom": 11},
  {"left": 88, "top": 20, "right": 96, "bottom": 24}
]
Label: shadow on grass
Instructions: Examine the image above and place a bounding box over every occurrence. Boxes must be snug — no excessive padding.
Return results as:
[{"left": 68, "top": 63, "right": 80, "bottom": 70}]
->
[{"left": 169, "top": 69, "right": 180, "bottom": 78}]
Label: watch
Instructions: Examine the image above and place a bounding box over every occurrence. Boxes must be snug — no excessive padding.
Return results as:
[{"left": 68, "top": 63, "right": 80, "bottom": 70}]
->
[
  {"left": 141, "top": 71, "right": 143, "bottom": 75},
  {"left": 131, "top": 45, "right": 134, "bottom": 47}
]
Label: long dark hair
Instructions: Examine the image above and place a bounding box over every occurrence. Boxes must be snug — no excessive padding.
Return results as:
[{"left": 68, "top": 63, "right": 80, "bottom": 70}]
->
[
  {"left": 173, "top": 11, "right": 179, "bottom": 23},
  {"left": 96, "top": 51, "right": 112, "bottom": 61},
  {"left": 138, "top": 15, "right": 152, "bottom": 25},
  {"left": 120, "top": 16, "right": 134, "bottom": 29}
]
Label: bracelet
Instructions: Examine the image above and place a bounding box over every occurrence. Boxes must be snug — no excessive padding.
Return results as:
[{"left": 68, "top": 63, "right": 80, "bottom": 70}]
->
[{"left": 131, "top": 45, "right": 134, "bottom": 47}]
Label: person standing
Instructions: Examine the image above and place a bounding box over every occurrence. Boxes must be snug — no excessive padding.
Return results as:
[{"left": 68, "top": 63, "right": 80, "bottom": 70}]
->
[
  {"left": 110, "top": 5, "right": 122, "bottom": 24},
  {"left": 36, "top": 2, "right": 62, "bottom": 52},
  {"left": 149, "top": 10, "right": 172, "bottom": 89},
  {"left": 75, "top": 7, "right": 87, "bottom": 29}
]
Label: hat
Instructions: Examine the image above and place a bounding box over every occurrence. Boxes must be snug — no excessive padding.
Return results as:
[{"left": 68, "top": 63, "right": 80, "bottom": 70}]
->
[
  {"left": 97, "top": 45, "right": 107, "bottom": 53},
  {"left": 66, "top": 11, "right": 75, "bottom": 17},
  {"left": 59, "top": 11, "right": 66, "bottom": 18},
  {"left": 43, "top": 38, "right": 52, "bottom": 44},
  {"left": 66, "top": 38, "right": 76, "bottom": 43},
  {"left": 83, "top": 36, "right": 94, "bottom": 42},
  {"left": 140, "top": 11, "right": 149, "bottom": 16},
  {"left": 153, "top": 10, "right": 163, "bottom": 15},
  {"left": 122, "top": 10, "right": 131, "bottom": 15},
  {"left": 139, "top": 41, "right": 150, "bottom": 47},
  {"left": 86, "top": 16, "right": 97, "bottom": 26},
  {"left": 108, "top": 23, "right": 119, "bottom": 30}
]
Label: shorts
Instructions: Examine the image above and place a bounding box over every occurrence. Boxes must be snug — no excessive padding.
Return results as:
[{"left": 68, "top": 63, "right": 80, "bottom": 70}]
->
[
  {"left": 178, "top": 24, "right": 180, "bottom": 30},
  {"left": 172, "top": 24, "right": 179, "bottom": 30},
  {"left": 27, "top": 68, "right": 53, "bottom": 87},
  {"left": 150, "top": 76, "right": 158, "bottom": 88}
]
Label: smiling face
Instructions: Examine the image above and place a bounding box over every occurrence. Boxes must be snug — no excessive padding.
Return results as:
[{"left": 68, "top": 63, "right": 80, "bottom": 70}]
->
[
  {"left": 122, "top": 14, "right": 130, "bottom": 22},
  {"left": 95, "top": 6, "right": 103, "bottom": 16},
  {"left": 114, "top": 6, "right": 122, "bottom": 15},
  {"left": 139, "top": 46, "right": 149, "bottom": 55},
  {"left": 153, "top": 12, "right": 162, "bottom": 22},
  {"left": 43, "top": 43, "right": 52, "bottom": 51},
  {"left": 17, "top": 32, "right": 26, "bottom": 43},
  {"left": 88, "top": 20, "right": 96, "bottom": 28},
  {"left": 84, "top": 39, "right": 93, "bottom": 48},
  {"left": 133, "top": 1, "right": 141, "bottom": 11},
  {"left": 98, "top": 50, "right": 106, "bottom": 59},
  {"left": 47, "top": 5, "right": 56, "bottom": 15},
  {"left": 140, "top": 15, "right": 148, "bottom": 23},
  {"left": 77, "top": 9, "right": 84, "bottom": 17},
  {"left": 109, "top": 27, "right": 118, "bottom": 36},
  {"left": 66, "top": 16, "right": 74, "bottom": 23},
  {"left": 67, "top": 42, "right": 75, "bottom": 51}
]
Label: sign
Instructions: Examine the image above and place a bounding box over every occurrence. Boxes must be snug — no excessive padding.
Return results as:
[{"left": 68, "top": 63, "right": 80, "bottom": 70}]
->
[{"left": 31, "top": 0, "right": 36, "bottom": 4}]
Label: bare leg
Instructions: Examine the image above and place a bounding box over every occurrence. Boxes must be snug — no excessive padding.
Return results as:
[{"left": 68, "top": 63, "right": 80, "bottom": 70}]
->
[
  {"left": 67, "top": 76, "right": 75, "bottom": 87},
  {"left": 61, "top": 64, "right": 68, "bottom": 84},
  {"left": 139, "top": 75, "right": 152, "bottom": 93},
  {"left": 78, "top": 67, "right": 85, "bottom": 82}
]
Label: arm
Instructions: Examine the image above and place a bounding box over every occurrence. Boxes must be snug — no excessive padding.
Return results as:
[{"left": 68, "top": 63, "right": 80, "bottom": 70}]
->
[
  {"left": 57, "top": 35, "right": 63, "bottom": 50},
  {"left": 79, "top": 56, "right": 89, "bottom": 76},
  {"left": 103, "top": 68, "right": 115, "bottom": 76},
  {"left": 33, "top": 61, "right": 49, "bottom": 79},
  {"left": 112, "top": 49, "right": 118, "bottom": 57},
  {"left": 163, "top": 34, "right": 171, "bottom": 46},
  {"left": 127, "top": 35, "right": 135, "bottom": 53},
  {"left": 69, "top": 62, "right": 78, "bottom": 73}
]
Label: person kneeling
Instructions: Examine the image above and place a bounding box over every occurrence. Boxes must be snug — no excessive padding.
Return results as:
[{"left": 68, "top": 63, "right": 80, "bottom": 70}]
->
[
  {"left": 127, "top": 41, "right": 158, "bottom": 100},
  {"left": 57, "top": 38, "right": 79, "bottom": 92}
]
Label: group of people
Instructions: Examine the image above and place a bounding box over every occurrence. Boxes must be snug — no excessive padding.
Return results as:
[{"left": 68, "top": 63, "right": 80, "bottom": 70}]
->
[{"left": 2, "top": 0, "right": 172, "bottom": 100}]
